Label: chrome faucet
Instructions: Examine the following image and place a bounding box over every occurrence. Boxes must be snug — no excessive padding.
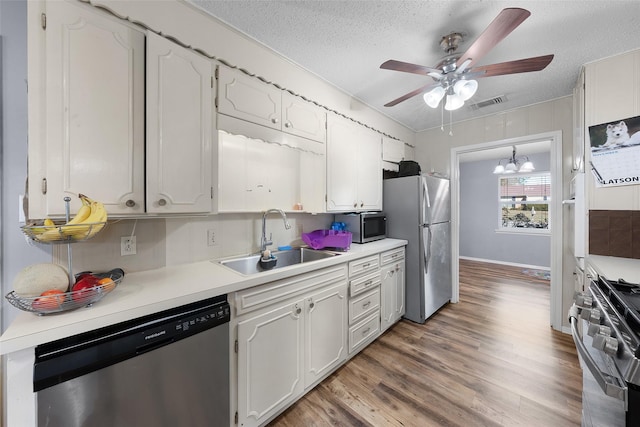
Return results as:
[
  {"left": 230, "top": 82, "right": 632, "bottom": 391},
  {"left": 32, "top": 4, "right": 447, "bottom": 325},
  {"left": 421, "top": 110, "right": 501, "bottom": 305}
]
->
[{"left": 260, "top": 209, "right": 291, "bottom": 253}]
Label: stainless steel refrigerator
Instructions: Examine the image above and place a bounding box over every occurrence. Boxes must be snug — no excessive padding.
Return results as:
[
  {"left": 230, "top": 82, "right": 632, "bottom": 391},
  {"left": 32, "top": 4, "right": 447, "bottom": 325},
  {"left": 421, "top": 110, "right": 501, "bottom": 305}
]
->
[{"left": 383, "top": 174, "right": 451, "bottom": 323}]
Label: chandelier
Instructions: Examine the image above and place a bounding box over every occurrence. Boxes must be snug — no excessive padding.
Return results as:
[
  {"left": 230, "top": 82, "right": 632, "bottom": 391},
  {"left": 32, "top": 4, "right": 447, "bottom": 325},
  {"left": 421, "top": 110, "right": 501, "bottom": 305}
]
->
[{"left": 493, "top": 145, "right": 535, "bottom": 174}]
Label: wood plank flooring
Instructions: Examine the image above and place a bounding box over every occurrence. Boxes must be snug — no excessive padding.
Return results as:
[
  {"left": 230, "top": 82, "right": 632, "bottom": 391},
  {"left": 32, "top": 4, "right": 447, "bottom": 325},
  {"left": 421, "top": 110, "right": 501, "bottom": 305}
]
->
[{"left": 268, "top": 259, "right": 583, "bottom": 426}]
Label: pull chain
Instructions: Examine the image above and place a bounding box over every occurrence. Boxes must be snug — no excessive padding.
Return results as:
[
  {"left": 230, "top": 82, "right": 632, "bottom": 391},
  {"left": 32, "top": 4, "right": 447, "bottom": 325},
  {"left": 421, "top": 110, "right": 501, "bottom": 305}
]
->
[{"left": 449, "top": 109, "right": 453, "bottom": 136}]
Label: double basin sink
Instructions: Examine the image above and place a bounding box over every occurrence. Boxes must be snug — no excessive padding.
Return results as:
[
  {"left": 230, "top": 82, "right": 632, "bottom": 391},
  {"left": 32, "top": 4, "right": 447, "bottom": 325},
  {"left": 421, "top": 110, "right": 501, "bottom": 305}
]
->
[{"left": 217, "top": 247, "right": 341, "bottom": 275}]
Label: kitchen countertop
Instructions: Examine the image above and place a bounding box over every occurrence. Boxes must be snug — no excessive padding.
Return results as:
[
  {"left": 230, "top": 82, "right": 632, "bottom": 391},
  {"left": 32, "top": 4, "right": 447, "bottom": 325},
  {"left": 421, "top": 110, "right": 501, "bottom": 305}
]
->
[
  {"left": 586, "top": 254, "right": 640, "bottom": 283},
  {"left": 0, "top": 239, "right": 406, "bottom": 355}
]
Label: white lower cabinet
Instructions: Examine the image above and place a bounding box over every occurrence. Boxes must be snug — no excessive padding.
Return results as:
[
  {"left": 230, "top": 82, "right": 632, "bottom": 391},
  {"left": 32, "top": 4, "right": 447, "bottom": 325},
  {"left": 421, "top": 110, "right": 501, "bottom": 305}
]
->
[
  {"left": 233, "top": 246, "right": 405, "bottom": 426},
  {"left": 380, "top": 248, "right": 406, "bottom": 332},
  {"left": 304, "top": 283, "right": 348, "bottom": 386},
  {"left": 237, "top": 297, "right": 304, "bottom": 427},
  {"left": 234, "top": 266, "right": 348, "bottom": 427}
]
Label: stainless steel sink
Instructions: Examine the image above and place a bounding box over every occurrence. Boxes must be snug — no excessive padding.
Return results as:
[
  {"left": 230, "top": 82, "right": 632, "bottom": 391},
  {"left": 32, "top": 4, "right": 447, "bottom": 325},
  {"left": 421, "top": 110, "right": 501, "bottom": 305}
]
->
[{"left": 217, "top": 247, "right": 341, "bottom": 275}]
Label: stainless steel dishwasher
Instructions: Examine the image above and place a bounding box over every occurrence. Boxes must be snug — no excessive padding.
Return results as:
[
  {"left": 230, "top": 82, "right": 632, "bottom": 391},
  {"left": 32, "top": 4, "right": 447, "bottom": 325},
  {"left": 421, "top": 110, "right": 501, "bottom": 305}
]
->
[{"left": 34, "top": 295, "right": 230, "bottom": 427}]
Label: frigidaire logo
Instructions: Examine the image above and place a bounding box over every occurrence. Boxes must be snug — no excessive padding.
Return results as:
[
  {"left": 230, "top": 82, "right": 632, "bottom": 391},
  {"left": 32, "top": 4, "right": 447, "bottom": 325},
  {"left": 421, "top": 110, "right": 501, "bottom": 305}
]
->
[{"left": 145, "top": 330, "right": 166, "bottom": 340}]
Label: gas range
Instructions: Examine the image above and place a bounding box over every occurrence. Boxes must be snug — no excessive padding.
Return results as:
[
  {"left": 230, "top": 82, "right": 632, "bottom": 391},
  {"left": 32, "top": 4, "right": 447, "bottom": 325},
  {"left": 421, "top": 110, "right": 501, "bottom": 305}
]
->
[{"left": 570, "top": 275, "right": 640, "bottom": 426}]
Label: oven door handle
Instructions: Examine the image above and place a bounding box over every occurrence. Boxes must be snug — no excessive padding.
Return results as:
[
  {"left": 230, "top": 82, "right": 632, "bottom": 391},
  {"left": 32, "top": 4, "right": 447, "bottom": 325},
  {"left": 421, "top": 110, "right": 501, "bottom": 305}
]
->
[{"left": 569, "top": 304, "right": 628, "bottom": 406}]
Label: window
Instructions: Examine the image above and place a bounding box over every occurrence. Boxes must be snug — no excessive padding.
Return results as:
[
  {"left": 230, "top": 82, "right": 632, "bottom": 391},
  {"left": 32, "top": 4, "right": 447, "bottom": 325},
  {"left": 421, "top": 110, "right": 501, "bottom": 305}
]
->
[{"left": 498, "top": 172, "right": 550, "bottom": 232}]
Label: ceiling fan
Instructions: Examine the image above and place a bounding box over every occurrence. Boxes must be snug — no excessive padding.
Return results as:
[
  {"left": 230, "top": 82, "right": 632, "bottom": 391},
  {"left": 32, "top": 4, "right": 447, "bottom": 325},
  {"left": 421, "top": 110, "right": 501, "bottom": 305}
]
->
[{"left": 380, "top": 8, "right": 554, "bottom": 110}]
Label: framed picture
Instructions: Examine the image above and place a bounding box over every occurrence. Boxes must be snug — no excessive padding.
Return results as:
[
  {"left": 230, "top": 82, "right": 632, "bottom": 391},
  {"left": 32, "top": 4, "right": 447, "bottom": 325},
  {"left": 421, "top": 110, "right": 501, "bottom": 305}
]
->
[{"left": 588, "top": 115, "right": 640, "bottom": 187}]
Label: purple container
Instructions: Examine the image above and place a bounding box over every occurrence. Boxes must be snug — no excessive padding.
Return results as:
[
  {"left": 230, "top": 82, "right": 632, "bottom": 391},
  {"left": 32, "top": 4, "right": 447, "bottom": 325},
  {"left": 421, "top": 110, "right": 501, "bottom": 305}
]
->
[{"left": 301, "top": 229, "right": 352, "bottom": 250}]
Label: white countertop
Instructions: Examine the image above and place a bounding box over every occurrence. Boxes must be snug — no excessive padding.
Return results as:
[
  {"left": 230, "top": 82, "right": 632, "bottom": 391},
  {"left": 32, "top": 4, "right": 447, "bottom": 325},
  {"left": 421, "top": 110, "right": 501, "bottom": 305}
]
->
[
  {"left": 586, "top": 254, "right": 640, "bottom": 283},
  {"left": 0, "top": 239, "right": 406, "bottom": 355}
]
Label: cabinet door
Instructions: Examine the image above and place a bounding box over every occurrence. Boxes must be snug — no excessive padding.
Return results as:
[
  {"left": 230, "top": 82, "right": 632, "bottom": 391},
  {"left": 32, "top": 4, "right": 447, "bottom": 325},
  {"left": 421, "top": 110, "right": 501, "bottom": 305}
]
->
[
  {"left": 357, "top": 129, "right": 383, "bottom": 211},
  {"left": 381, "top": 260, "right": 405, "bottom": 332},
  {"left": 326, "top": 114, "right": 359, "bottom": 211},
  {"left": 304, "top": 283, "right": 348, "bottom": 387},
  {"left": 146, "top": 32, "right": 213, "bottom": 213},
  {"left": 237, "top": 299, "right": 305, "bottom": 427},
  {"left": 217, "top": 65, "right": 281, "bottom": 130},
  {"left": 382, "top": 136, "right": 405, "bottom": 163},
  {"left": 43, "top": 0, "right": 144, "bottom": 216},
  {"left": 282, "top": 92, "right": 327, "bottom": 143}
]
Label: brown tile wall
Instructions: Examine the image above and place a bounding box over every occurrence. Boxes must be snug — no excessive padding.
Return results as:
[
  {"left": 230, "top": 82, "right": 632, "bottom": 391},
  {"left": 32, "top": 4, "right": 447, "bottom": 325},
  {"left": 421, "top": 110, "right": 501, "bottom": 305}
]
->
[{"left": 589, "top": 210, "right": 640, "bottom": 259}]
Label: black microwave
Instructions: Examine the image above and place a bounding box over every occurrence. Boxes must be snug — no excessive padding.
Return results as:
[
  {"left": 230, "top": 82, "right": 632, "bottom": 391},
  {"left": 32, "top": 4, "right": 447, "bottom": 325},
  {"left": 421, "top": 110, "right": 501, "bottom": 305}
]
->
[{"left": 334, "top": 212, "right": 386, "bottom": 243}]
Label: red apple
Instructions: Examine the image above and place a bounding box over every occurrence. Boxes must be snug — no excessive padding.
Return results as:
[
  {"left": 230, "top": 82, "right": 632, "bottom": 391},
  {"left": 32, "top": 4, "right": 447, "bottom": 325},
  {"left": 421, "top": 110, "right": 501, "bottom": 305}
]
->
[{"left": 72, "top": 275, "right": 100, "bottom": 303}]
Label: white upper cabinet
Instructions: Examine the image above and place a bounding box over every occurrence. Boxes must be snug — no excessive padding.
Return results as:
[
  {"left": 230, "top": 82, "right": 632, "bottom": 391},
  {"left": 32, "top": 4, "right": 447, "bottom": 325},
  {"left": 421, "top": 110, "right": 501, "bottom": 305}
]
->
[
  {"left": 146, "top": 32, "right": 213, "bottom": 214},
  {"left": 382, "top": 136, "right": 405, "bottom": 163},
  {"left": 29, "top": 2, "right": 217, "bottom": 218},
  {"left": 281, "top": 92, "right": 327, "bottom": 143},
  {"left": 217, "top": 65, "right": 326, "bottom": 143},
  {"left": 326, "top": 114, "right": 382, "bottom": 212},
  {"left": 32, "top": 0, "right": 145, "bottom": 217},
  {"left": 217, "top": 65, "right": 282, "bottom": 131}
]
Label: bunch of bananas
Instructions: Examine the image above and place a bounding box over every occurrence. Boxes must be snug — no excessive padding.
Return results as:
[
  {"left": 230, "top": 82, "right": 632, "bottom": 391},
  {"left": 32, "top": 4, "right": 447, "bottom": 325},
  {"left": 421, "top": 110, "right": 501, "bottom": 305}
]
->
[{"left": 32, "top": 194, "right": 107, "bottom": 242}]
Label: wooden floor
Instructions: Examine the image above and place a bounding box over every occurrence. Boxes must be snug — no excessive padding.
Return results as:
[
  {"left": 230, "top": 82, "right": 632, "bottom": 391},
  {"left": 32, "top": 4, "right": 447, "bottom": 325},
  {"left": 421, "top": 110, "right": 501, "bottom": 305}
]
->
[{"left": 269, "top": 259, "right": 583, "bottom": 426}]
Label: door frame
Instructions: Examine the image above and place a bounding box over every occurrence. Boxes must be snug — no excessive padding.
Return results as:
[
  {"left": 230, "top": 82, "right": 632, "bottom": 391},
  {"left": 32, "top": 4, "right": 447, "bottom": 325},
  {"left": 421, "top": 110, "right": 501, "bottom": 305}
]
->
[{"left": 449, "top": 131, "right": 563, "bottom": 331}]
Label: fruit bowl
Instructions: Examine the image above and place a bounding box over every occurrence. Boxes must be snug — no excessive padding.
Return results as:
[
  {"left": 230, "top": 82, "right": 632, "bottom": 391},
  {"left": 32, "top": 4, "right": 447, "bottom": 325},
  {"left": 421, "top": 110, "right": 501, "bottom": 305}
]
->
[
  {"left": 5, "top": 269, "right": 124, "bottom": 315},
  {"left": 21, "top": 221, "right": 107, "bottom": 244}
]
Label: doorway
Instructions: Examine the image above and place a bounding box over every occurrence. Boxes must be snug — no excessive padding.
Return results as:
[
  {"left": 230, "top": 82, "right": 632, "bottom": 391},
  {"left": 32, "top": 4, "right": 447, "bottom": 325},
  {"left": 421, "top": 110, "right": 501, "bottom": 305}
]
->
[{"left": 449, "top": 131, "right": 563, "bottom": 330}]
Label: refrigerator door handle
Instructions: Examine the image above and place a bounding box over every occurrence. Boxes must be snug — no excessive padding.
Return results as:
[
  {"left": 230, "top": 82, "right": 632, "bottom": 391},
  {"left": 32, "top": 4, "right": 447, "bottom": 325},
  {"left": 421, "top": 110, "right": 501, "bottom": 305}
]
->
[
  {"left": 422, "top": 177, "right": 431, "bottom": 226},
  {"left": 423, "top": 226, "right": 432, "bottom": 275}
]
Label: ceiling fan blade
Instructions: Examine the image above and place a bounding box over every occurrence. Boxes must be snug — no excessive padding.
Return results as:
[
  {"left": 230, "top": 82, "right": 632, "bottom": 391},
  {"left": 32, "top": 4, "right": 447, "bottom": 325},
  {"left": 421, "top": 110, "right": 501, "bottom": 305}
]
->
[
  {"left": 456, "top": 8, "right": 531, "bottom": 69},
  {"left": 384, "top": 82, "right": 441, "bottom": 107},
  {"left": 472, "top": 54, "right": 554, "bottom": 78},
  {"left": 380, "top": 59, "right": 442, "bottom": 77}
]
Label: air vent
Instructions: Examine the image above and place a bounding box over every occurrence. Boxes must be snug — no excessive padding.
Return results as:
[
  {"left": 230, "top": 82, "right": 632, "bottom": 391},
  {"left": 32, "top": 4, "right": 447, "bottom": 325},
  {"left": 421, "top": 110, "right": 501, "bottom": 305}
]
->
[{"left": 468, "top": 95, "right": 508, "bottom": 110}]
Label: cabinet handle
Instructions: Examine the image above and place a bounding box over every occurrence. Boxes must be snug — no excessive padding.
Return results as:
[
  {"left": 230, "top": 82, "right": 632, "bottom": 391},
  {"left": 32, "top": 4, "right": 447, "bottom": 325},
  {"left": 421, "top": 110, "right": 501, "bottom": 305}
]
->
[
  {"left": 362, "top": 301, "right": 371, "bottom": 309},
  {"left": 158, "top": 198, "right": 167, "bottom": 206},
  {"left": 360, "top": 201, "right": 364, "bottom": 207},
  {"left": 363, "top": 263, "right": 370, "bottom": 268},
  {"left": 294, "top": 304, "right": 302, "bottom": 315},
  {"left": 309, "top": 298, "right": 315, "bottom": 309},
  {"left": 284, "top": 122, "right": 291, "bottom": 128},
  {"left": 125, "top": 199, "right": 136, "bottom": 208},
  {"left": 271, "top": 118, "right": 279, "bottom": 124},
  {"left": 364, "top": 280, "right": 372, "bottom": 287},
  {"left": 353, "top": 202, "right": 357, "bottom": 208},
  {"left": 362, "top": 327, "right": 370, "bottom": 335}
]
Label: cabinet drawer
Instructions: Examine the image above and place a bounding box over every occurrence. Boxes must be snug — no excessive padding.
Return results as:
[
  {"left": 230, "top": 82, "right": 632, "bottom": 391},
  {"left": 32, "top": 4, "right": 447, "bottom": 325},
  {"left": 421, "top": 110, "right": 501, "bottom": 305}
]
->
[
  {"left": 350, "top": 271, "right": 381, "bottom": 297},
  {"left": 349, "top": 312, "right": 380, "bottom": 354},
  {"left": 349, "top": 287, "right": 380, "bottom": 325},
  {"left": 234, "top": 264, "right": 347, "bottom": 316},
  {"left": 348, "top": 255, "right": 379, "bottom": 277},
  {"left": 381, "top": 248, "right": 405, "bottom": 265}
]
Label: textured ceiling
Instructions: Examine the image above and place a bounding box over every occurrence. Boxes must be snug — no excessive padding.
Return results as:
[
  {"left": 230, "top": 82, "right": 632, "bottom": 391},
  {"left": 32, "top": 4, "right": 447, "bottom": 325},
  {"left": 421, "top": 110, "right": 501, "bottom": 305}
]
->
[{"left": 189, "top": 0, "right": 640, "bottom": 132}]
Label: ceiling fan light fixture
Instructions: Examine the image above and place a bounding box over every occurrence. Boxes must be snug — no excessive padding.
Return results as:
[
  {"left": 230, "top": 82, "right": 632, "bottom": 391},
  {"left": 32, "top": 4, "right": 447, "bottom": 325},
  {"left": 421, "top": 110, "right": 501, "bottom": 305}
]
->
[
  {"left": 444, "top": 92, "right": 464, "bottom": 111},
  {"left": 453, "top": 79, "right": 478, "bottom": 101},
  {"left": 424, "top": 86, "right": 446, "bottom": 108}
]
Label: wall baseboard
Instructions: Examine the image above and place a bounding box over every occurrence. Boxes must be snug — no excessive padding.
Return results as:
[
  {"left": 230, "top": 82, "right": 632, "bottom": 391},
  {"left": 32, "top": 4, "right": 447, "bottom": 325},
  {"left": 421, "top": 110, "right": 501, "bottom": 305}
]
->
[{"left": 459, "top": 256, "right": 550, "bottom": 272}]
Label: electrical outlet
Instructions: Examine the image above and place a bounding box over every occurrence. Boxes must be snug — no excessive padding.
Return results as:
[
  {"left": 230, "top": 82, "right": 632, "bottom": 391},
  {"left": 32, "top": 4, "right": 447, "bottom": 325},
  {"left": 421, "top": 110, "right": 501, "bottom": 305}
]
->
[
  {"left": 207, "top": 229, "right": 217, "bottom": 246},
  {"left": 121, "top": 236, "right": 136, "bottom": 256}
]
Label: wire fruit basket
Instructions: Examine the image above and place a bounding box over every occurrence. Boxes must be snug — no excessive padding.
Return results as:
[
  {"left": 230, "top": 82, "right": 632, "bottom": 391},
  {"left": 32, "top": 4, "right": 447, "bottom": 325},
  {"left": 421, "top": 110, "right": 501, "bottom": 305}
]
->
[
  {"left": 5, "top": 269, "right": 124, "bottom": 315},
  {"left": 21, "top": 222, "right": 107, "bottom": 244}
]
